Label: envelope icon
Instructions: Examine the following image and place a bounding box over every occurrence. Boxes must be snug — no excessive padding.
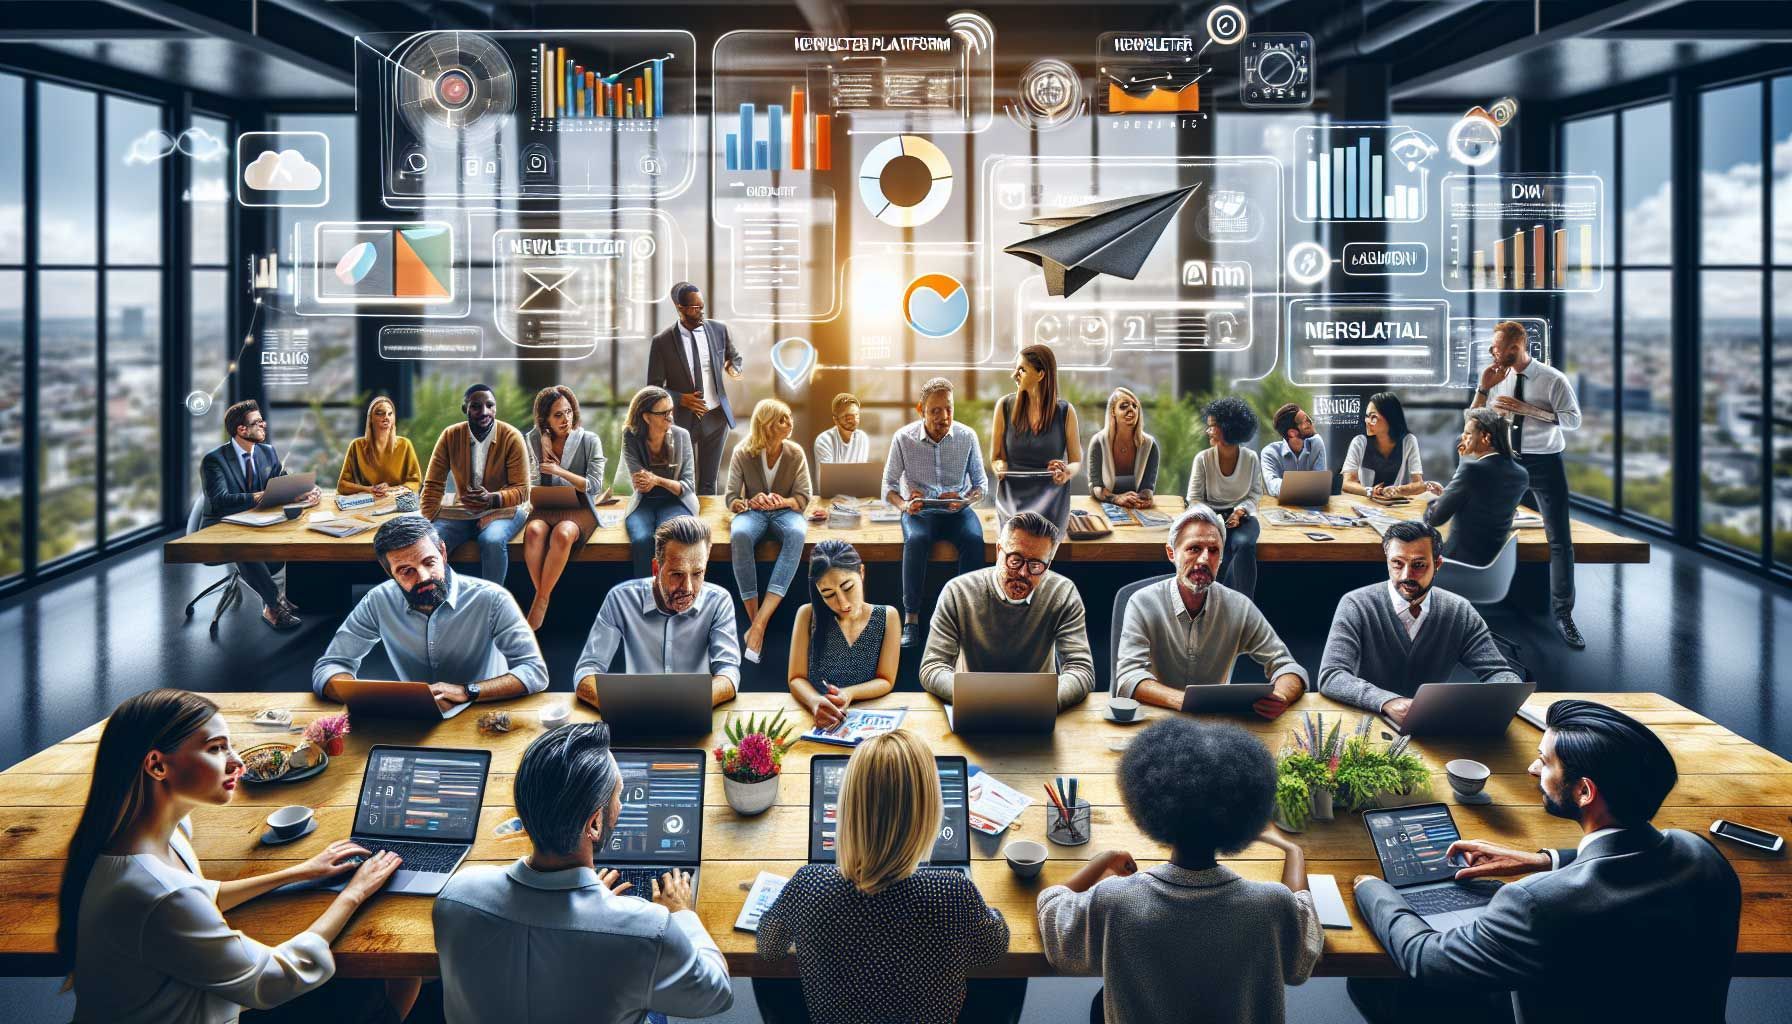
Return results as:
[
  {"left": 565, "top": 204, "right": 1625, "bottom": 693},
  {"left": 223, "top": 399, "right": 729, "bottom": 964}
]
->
[{"left": 517, "top": 266, "right": 581, "bottom": 313}]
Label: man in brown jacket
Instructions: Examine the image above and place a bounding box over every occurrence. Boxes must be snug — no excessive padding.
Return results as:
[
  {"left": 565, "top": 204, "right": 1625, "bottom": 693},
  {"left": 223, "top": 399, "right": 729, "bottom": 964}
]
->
[{"left": 422, "top": 383, "right": 530, "bottom": 583}]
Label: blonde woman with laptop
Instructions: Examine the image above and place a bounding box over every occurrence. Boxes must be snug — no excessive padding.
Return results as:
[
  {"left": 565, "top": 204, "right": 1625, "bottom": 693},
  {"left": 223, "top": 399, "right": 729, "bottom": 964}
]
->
[{"left": 336, "top": 395, "right": 422, "bottom": 497}]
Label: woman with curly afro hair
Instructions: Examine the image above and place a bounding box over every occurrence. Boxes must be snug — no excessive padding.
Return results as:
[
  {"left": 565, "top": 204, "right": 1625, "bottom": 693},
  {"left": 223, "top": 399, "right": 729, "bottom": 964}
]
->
[
  {"left": 1037, "top": 717, "right": 1322, "bottom": 1023},
  {"left": 1185, "top": 395, "right": 1266, "bottom": 597}
]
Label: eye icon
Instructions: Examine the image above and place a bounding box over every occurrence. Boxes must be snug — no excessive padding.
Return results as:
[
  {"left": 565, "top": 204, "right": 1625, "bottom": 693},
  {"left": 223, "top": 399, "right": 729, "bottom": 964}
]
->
[{"left": 1389, "top": 130, "right": 1439, "bottom": 172}]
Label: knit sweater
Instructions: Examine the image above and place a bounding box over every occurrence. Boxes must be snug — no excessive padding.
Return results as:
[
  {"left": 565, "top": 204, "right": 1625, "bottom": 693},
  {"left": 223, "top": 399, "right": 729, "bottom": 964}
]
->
[
  {"left": 1038, "top": 864, "right": 1323, "bottom": 1024},
  {"left": 919, "top": 568, "right": 1096, "bottom": 711},
  {"left": 1317, "top": 582, "right": 1520, "bottom": 712},
  {"left": 336, "top": 436, "right": 422, "bottom": 495}
]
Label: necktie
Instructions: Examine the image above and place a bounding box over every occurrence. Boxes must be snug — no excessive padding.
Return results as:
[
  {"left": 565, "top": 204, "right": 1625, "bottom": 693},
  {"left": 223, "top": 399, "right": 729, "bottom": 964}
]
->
[
  {"left": 1511, "top": 370, "right": 1526, "bottom": 458},
  {"left": 241, "top": 451, "right": 256, "bottom": 489},
  {"left": 686, "top": 328, "right": 705, "bottom": 401}
]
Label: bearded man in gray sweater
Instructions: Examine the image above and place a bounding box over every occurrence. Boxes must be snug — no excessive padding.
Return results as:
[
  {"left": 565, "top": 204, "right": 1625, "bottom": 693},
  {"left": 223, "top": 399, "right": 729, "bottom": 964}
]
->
[
  {"left": 920, "top": 511, "right": 1096, "bottom": 712},
  {"left": 1319, "top": 519, "right": 1519, "bottom": 728}
]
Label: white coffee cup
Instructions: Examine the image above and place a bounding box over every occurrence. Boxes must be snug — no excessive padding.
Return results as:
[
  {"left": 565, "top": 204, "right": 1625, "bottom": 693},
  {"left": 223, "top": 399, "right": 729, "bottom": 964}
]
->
[
  {"left": 1445, "top": 758, "right": 1491, "bottom": 798},
  {"left": 540, "top": 701, "right": 571, "bottom": 729},
  {"left": 1107, "top": 697, "right": 1140, "bottom": 722},
  {"left": 1004, "top": 839, "right": 1047, "bottom": 879},
  {"left": 266, "top": 805, "right": 314, "bottom": 840}
]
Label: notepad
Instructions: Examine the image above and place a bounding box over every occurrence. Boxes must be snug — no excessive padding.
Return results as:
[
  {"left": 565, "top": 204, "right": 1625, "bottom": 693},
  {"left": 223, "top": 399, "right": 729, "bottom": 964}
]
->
[
  {"left": 1309, "top": 874, "right": 1353, "bottom": 928},
  {"left": 222, "top": 510, "right": 287, "bottom": 527}
]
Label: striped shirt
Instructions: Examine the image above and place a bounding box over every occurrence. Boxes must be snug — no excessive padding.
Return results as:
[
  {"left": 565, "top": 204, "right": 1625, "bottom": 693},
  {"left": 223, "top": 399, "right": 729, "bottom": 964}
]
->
[{"left": 881, "top": 421, "right": 987, "bottom": 509}]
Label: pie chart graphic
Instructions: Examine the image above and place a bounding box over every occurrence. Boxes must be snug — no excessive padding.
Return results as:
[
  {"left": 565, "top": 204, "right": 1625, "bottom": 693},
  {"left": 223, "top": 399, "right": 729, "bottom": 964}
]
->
[
  {"left": 858, "top": 135, "right": 953, "bottom": 228},
  {"left": 903, "top": 274, "right": 969, "bottom": 338}
]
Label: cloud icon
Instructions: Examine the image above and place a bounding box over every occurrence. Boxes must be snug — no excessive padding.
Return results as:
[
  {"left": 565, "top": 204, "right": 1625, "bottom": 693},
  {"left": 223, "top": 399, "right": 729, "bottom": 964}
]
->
[{"left": 242, "top": 149, "right": 323, "bottom": 191}]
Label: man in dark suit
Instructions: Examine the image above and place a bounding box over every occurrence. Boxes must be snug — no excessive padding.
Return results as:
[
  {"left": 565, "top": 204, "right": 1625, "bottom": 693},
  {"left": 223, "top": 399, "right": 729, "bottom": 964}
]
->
[
  {"left": 647, "top": 282, "right": 742, "bottom": 495},
  {"left": 1351, "top": 699, "right": 1742, "bottom": 1024},
  {"left": 200, "top": 399, "right": 320, "bottom": 630},
  {"left": 1425, "top": 407, "right": 1532, "bottom": 567}
]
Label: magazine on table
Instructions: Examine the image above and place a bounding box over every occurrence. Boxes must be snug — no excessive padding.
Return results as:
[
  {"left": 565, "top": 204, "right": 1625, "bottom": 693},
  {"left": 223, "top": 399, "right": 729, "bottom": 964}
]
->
[
  {"left": 966, "top": 767, "right": 1032, "bottom": 835},
  {"left": 801, "top": 706, "right": 908, "bottom": 746},
  {"left": 734, "top": 871, "right": 789, "bottom": 932}
]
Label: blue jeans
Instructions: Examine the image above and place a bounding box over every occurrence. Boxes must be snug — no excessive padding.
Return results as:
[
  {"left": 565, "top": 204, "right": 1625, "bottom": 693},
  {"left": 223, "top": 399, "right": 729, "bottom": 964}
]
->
[
  {"left": 730, "top": 508, "right": 807, "bottom": 600},
  {"left": 626, "top": 495, "right": 689, "bottom": 578},
  {"left": 431, "top": 507, "right": 526, "bottom": 584},
  {"left": 1218, "top": 511, "right": 1260, "bottom": 599},
  {"left": 900, "top": 507, "right": 986, "bottom": 616}
]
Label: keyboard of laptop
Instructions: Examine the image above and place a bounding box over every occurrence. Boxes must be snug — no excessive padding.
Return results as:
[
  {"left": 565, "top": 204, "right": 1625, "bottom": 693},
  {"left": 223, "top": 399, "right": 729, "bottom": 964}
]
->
[
  {"left": 355, "top": 838, "right": 466, "bottom": 874},
  {"left": 607, "top": 866, "right": 698, "bottom": 898},
  {"left": 337, "top": 493, "right": 376, "bottom": 510},
  {"left": 1405, "top": 885, "right": 1492, "bottom": 914}
]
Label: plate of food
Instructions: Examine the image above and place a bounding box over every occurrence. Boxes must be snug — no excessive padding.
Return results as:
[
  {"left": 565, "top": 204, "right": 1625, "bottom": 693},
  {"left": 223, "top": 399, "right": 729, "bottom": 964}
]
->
[{"left": 239, "top": 741, "right": 329, "bottom": 785}]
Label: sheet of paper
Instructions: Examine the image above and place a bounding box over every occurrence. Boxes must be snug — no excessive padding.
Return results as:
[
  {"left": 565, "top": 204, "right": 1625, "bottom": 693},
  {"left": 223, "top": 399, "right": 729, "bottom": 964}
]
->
[
  {"left": 734, "top": 871, "right": 788, "bottom": 932},
  {"left": 1309, "top": 874, "right": 1353, "bottom": 928},
  {"left": 966, "top": 770, "right": 1032, "bottom": 835}
]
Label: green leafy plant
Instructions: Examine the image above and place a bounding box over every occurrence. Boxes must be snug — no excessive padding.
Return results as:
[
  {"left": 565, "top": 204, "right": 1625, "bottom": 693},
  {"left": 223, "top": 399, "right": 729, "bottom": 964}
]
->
[
  {"left": 713, "top": 711, "right": 797, "bottom": 783},
  {"left": 1333, "top": 736, "right": 1431, "bottom": 813},
  {"left": 1274, "top": 751, "right": 1335, "bottom": 831}
]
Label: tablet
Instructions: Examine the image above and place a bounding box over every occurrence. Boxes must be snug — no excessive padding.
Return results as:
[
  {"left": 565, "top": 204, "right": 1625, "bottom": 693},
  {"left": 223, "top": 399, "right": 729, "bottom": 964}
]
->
[{"left": 1181, "top": 683, "right": 1275, "bottom": 713}]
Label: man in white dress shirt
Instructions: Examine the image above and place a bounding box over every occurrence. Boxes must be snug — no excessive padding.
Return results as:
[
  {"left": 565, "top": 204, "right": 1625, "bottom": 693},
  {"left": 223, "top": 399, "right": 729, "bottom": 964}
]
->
[
  {"left": 813, "top": 392, "right": 871, "bottom": 464},
  {"left": 1472, "top": 321, "right": 1585, "bottom": 648}
]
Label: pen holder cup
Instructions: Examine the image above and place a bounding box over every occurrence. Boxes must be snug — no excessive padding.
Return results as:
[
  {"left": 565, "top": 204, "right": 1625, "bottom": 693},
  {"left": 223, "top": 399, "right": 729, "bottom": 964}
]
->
[{"left": 1047, "top": 799, "right": 1092, "bottom": 846}]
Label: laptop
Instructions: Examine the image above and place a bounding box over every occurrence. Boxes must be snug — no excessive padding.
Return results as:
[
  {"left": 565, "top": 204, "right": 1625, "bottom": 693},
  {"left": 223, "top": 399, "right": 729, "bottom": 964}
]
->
[
  {"left": 254, "top": 471, "right": 317, "bottom": 510},
  {"left": 1384, "top": 681, "right": 1538, "bottom": 736},
  {"left": 595, "top": 748, "right": 708, "bottom": 900},
  {"left": 531, "top": 484, "right": 613, "bottom": 510},
  {"left": 322, "top": 745, "right": 492, "bottom": 895},
  {"left": 816, "top": 461, "right": 886, "bottom": 499},
  {"left": 335, "top": 679, "right": 476, "bottom": 720},
  {"left": 945, "top": 672, "right": 1057, "bottom": 734},
  {"left": 810, "top": 754, "right": 972, "bottom": 877},
  {"left": 594, "top": 673, "right": 714, "bottom": 736},
  {"left": 1365, "top": 802, "right": 1501, "bottom": 930},
  {"left": 1276, "top": 470, "right": 1333, "bottom": 507},
  {"left": 1181, "top": 682, "right": 1276, "bottom": 713}
]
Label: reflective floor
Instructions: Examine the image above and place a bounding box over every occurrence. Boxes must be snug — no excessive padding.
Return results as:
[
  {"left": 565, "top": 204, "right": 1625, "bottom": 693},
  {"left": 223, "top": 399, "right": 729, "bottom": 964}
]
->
[{"left": 2, "top": 514, "right": 1787, "bottom": 1021}]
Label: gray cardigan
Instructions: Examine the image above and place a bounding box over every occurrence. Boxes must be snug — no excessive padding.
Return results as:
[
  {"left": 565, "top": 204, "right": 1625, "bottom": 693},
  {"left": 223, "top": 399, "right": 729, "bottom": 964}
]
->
[
  {"left": 920, "top": 568, "right": 1096, "bottom": 711},
  {"left": 723, "top": 439, "right": 812, "bottom": 508},
  {"left": 1317, "top": 582, "right": 1520, "bottom": 712},
  {"left": 616, "top": 425, "right": 699, "bottom": 518},
  {"left": 524, "top": 426, "right": 607, "bottom": 503}
]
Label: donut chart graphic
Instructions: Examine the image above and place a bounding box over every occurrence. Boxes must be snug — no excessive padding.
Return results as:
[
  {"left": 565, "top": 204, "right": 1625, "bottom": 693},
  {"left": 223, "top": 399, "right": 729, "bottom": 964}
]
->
[
  {"left": 902, "top": 274, "right": 969, "bottom": 337},
  {"left": 858, "top": 135, "right": 953, "bottom": 227}
]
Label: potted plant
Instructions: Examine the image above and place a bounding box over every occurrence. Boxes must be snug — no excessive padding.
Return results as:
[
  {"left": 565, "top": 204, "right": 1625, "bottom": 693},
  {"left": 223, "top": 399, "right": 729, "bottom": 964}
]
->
[
  {"left": 1274, "top": 713, "right": 1345, "bottom": 832},
  {"left": 1333, "top": 734, "right": 1432, "bottom": 813},
  {"left": 304, "top": 713, "right": 351, "bottom": 757},
  {"left": 714, "top": 711, "right": 795, "bottom": 816}
]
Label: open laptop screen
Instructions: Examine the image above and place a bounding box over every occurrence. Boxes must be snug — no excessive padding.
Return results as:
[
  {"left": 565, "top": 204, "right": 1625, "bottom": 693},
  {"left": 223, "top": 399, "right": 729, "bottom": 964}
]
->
[
  {"left": 810, "top": 755, "right": 970, "bottom": 865},
  {"left": 597, "top": 748, "right": 707, "bottom": 866},
  {"left": 354, "top": 746, "right": 491, "bottom": 843},
  {"left": 1366, "top": 803, "right": 1464, "bottom": 887}
]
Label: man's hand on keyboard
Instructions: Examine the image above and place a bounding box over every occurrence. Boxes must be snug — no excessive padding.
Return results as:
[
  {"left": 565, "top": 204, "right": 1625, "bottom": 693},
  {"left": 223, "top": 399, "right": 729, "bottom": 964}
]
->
[
  {"left": 599, "top": 868, "right": 634, "bottom": 897},
  {"left": 653, "top": 870, "right": 694, "bottom": 914}
]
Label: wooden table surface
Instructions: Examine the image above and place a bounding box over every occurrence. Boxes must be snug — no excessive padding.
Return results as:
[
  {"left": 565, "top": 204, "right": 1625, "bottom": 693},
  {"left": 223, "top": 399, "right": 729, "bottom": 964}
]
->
[
  {"left": 2, "top": 690, "right": 1784, "bottom": 978},
  {"left": 165, "top": 493, "right": 1650, "bottom": 566}
]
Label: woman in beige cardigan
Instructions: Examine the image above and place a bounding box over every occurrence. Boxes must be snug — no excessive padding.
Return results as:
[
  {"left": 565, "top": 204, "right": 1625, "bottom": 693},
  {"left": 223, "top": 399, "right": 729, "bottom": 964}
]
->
[{"left": 725, "top": 399, "right": 812, "bottom": 663}]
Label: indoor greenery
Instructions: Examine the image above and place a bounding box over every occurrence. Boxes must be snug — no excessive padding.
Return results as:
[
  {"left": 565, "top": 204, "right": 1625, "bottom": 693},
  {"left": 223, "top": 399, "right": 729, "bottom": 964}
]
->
[{"left": 1332, "top": 736, "right": 1432, "bottom": 813}]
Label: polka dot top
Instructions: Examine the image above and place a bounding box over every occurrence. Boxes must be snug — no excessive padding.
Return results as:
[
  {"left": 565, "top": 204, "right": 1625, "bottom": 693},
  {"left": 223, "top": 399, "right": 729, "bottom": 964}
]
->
[
  {"left": 809, "top": 604, "right": 892, "bottom": 688},
  {"left": 755, "top": 864, "right": 1010, "bottom": 1024}
]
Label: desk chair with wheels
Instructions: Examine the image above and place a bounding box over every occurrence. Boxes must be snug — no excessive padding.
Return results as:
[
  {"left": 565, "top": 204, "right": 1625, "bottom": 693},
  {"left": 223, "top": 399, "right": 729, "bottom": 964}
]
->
[
  {"left": 1434, "top": 532, "right": 1527, "bottom": 678},
  {"left": 1109, "top": 573, "right": 1174, "bottom": 694},
  {"left": 182, "top": 496, "right": 241, "bottom": 639}
]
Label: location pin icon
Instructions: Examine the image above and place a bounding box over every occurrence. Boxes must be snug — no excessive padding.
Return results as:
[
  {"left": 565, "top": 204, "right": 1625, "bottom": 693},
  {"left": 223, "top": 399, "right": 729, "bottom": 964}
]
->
[{"left": 770, "top": 337, "right": 817, "bottom": 390}]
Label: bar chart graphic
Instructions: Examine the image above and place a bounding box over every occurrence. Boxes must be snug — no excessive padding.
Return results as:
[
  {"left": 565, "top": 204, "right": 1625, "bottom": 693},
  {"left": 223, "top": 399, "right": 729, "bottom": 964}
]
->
[
  {"left": 1293, "top": 124, "right": 1431, "bottom": 223},
  {"left": 723, "top": 89, "right": 834, "bottom": 172},
  {"left": 532, "top": 45, "right": 669, "bottom": 121},
  {"left": 1442, "top": 174, "right": 1604, "bottom": 293}
]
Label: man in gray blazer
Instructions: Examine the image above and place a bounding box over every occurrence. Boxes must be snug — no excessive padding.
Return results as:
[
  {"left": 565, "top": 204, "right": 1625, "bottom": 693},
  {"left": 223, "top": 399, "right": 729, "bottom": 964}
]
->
[
  {"left": 1351, "top": 699, "right": 1741, "bottom": 1024},
  {"left": 647, "top": 282, "right": 742, "bottom": 495},
  {"left": 1425, "top": 407, "right": 1532, "bottom": 568}
]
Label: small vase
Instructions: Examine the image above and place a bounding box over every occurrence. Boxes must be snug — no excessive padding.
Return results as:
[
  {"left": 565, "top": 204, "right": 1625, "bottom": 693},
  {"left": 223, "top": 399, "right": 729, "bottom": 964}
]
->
[
  {"left": 724, "top": 774, "right": 779, "bottom": 816},
  {"left": 1310, "top": 788, "right": 1334, "bottom": 822},
  {"left": 324, "top": 736, "right": 345, "bottom": 757}
]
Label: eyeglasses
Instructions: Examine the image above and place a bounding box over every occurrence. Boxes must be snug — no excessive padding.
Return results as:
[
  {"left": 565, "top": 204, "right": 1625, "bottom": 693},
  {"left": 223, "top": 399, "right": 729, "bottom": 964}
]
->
[
  {"left": 1003, "top": 551, "right": 1049, "bottom": 576},
  {"left": 647, "top": 405, "right": 674, "bottom": 419}
]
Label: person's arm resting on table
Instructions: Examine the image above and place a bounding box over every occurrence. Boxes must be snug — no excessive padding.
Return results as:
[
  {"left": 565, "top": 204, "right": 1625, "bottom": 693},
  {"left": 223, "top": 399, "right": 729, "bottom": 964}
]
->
[
  {"left": 573, "top": 593, "right": 627, "bottom": 709},
  {"left": 1316, "top": 596, "right": 1405, "bottom": 716},
  {"left": 705, "top": 593, "right": 741, "bottom": 706},
  {"left": 917, "top": 593, "right": 965, "bottom": 703},
  {"left": 1050, "top": 593, "right": 1097, "bottom": 710}
]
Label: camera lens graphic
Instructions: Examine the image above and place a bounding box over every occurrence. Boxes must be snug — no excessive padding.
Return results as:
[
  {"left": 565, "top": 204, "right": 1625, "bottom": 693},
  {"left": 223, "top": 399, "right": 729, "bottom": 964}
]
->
[{"left": 434, "top": 69, "right": 475, "bottom": 110}]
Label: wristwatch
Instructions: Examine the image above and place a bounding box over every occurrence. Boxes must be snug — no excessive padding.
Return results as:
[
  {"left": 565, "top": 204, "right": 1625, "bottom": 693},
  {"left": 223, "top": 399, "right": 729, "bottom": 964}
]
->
[
  {"left": 1474, "top": 387, "right": 1489, "bottom": 397},
  {"left": 465, "top": 682, "right": 482, "bottom": 702}
]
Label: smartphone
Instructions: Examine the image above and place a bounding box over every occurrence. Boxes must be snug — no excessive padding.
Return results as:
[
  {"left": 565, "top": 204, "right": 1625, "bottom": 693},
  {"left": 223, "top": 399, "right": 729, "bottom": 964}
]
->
[
  {"left": 1304, "top": 531, "right": 1334, "bottom": 541},
  {"left": 1709, "top": 819, "right": 1785, "bottom": 853}
]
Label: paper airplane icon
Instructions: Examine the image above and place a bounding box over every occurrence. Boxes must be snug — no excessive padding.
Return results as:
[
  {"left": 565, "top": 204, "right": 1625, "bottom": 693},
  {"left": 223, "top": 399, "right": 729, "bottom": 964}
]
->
[{"left": 1004, "top": 185, "right": 1200, "bottom": 297}]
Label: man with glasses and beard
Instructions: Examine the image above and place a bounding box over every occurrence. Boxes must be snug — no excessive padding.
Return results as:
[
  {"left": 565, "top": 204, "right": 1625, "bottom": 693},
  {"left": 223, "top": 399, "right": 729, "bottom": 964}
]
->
[
  {"left": 574, "top": 515, "right": 741, "bottom": 711},
  {"left": 1115, "top": 504, "right": 1307, "bottom": 719},
  {"left": 1318, "top": 520, "right": 1518, "bottom": 729},
  {"left": 313, "top": 515, "right": 547, "bottom": 714},
  {"left": 1349, "top": 700, "right": 1741, "bottom": 1024},
  {"left": 919, "top": 511, "right": 1095, "bottom": 713}
]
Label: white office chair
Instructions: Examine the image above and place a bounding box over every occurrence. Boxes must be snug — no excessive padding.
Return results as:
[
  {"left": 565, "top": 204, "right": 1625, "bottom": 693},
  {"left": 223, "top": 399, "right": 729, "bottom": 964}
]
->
[
  {"left": 1434, "top": 532, "right": 1527, "bottom": 678},
  {"left": 182, "top": 496, "right": 241, "bottom": 639}
]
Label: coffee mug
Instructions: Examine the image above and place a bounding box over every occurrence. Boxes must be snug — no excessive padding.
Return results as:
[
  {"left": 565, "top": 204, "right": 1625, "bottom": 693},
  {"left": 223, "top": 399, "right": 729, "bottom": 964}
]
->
[
  {"left": 540, "top": 701, "right": 571, "bottom": 729},
  {"left": 282, "top": 503, "right": 305, "bottom": 520},
  {"left": 1004, "top": 839, "right": 1047, "bottom": 879},
  {"left": 1445, "top": 758, "right": 1490, "bottom": 798},
  {"left": 1107, "top": 697, "right": 1140, "bottom": 722},
  {"left": 266, "top": 804, "right": 314, "bottom": 840}
]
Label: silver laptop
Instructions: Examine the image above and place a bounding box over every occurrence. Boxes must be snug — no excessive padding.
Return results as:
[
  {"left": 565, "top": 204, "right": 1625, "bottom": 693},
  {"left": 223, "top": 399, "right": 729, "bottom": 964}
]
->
[
  {"left": 594, "top": 673, "right": 714, "bottom": 736},
  {"left": 1276, "top": 470, "right": 1332, "bottom": 507},
  {"left": 1182, "top": 682, "right": 1276, "bottom": 713},
  {"left": 322, "top": 745, "right": 492, "bottom": 895},
  {"left": 1386, "top": 681, "right": 1537, "bottom": 736},
  {"left": 1366, "top": 802, "right": 1500, "bottom": 930},
  {"left": 254, "top": 471, "right": 317, "bottom": 509},
  {"left": 595, "top": 748, "right": 707, "bottom": 900},
  {"left": 944, "top": 672, "right": 1057, "bottom": 733},
  {"left": 811, "top": 754, "right": 972, "bottom": 877},
  {"left": 816, "top": 461, "right": 886, "bottom": 499},
  {"left": 335, "top": 679, "right": 475, "bottom": 720}
]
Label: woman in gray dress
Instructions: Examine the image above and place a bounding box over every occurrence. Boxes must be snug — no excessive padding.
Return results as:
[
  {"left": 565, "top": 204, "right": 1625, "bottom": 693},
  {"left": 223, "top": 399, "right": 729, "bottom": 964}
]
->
[{"left": 992, "top": 344, "right": 1081, "bottom": 534}]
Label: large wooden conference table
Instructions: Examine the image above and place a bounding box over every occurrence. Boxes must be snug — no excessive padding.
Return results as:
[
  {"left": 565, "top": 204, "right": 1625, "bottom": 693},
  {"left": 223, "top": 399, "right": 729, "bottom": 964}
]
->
[
  {"left": 165, "top": 493, "right": 1649, "bottom": 566},
  {"left": 1, "top": 690, "right": 1786, "bottom": 978}
]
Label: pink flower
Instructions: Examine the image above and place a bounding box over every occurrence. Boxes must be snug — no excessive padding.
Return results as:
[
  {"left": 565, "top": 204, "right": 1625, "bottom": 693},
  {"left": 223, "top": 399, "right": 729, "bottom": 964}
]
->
[{"left": 738, "top": 733, "right": 774, "bottom": 777}]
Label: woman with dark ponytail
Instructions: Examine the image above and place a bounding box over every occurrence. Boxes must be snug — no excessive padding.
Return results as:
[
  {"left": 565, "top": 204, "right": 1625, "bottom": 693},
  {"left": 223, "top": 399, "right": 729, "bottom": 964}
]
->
[
  {"left": 59, "top": 688, "right": 406, "bottom": 1023},
  {"left": 787, "top": 540, "right": 899, "bottom": 729}
]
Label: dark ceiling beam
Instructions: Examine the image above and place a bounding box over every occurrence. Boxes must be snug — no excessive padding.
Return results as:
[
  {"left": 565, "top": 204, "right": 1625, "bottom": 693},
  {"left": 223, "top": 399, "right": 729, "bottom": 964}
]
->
[
  {"left": 261, "top": 0, "right": 381, "bottom": 37},
  {"left": 102, "top": 0, "right": 354, "bottom": 83},
  {"left": 1389, "top": 0, "right": 1689, "bottom": 98}
]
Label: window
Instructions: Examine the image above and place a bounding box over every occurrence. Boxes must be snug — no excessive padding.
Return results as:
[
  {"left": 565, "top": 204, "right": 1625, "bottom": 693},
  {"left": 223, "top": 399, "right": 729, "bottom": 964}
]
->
[{"left": 189, "top": 113, "right": 230, "bottom": 494}]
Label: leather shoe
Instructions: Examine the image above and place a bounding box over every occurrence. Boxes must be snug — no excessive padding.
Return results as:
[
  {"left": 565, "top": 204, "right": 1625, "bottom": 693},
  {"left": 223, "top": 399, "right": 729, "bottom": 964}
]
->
[
  {"left": 900, "top": 622, "right": 921, "bottom": 649},
  {"left": 1555, "top": 615, "right": 1585, "bottom": 649},
  {"left": 263, "top": 606, "right": 302, "bottom": 631}
]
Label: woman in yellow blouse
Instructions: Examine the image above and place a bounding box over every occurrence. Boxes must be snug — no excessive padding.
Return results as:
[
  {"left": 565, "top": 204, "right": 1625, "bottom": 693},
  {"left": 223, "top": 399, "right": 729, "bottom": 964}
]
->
[{"left": 336, "top": 395, "right": 421, "bottom": 496}]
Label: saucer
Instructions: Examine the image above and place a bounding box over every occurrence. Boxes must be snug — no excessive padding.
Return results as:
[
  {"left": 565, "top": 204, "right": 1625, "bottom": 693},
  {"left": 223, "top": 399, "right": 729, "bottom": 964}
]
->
[
  {"left": 260, "top": 818, "right": 318, "bottom": 846},
  {"left": 1452, "top": 790, "right": 1494, "bottom": 805},
  {"left": 1102, "top": 708, "right": 1147, "bottom": 725}
]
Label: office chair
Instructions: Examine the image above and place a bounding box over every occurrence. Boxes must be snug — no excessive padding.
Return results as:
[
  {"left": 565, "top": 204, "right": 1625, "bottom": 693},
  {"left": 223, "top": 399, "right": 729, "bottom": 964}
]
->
[
  {"left": 182, "top": 496, "right": 242, "bottom": 639},
  {"left": 1109, "top": 572, "right": 1174, "bottom": 694},
  {"left": 1433, "top": 532, "right": 1529, "bottom": 679}
]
